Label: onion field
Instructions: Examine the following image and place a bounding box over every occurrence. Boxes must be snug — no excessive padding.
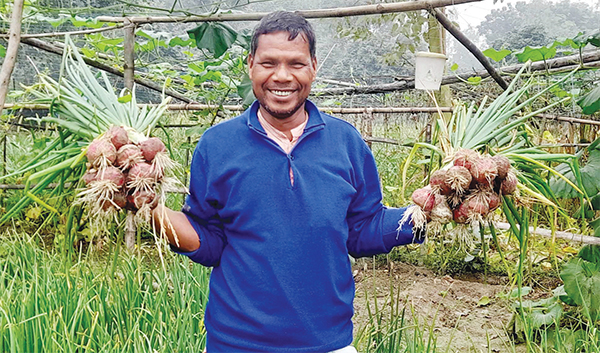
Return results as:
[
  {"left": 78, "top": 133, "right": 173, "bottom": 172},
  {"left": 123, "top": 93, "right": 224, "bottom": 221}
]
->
[{"left": 2, "top": 0, "right": 600, "bottom": 351}]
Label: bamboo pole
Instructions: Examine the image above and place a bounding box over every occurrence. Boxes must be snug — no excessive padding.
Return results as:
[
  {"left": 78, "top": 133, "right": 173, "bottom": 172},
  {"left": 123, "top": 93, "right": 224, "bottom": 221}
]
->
[
  {"left": 5, "top": 103, "right": 600, "bottom": 127},
  {"left": 312, "top": 51, "right": 600, "bottom": 96},
  {"left": 315, "top": 77, "right": 358, "bottom": 88},
  {"left": 363, "top": 109, "right": 374, "bottom": 148},
  {"left": 19, "top": 37, "right": 195, "bottom": 103},
  {"left": 0, "top": 25, "right": 124, "bottom": 39},
  {"left": 123, "top": 19, "right": 137, "bottom": 249},
  {"left": 426, "top": 6, "right": 451, "bottom": 181},
  {"left": 2, "top": 103, "right": 56, "bottom": 110},
  {"left": 0, "top": 0, "right": 25, "bottom": 118},
  {"left": 536, "top": 113, "right": 600, "bottom": 127},
  {"left": 494, "top": 222, "right": 600, "bottom": 246},
  {"left": 495, "top": 52, "right": 600, "bottom": 75},
  {"left": 537, "top": 143, "right": 591, "bottom": 148},
  {"left": 364, "top": 136, "right": 402, "bottom": 145},
  {"left": 6, "top": 102, "right": 600, "bottom": 125},
  {"left": 18, "top": 37, "right": 598, "bottom": 102},
  {"left": 125, "top": 211, "right": 136, "bottom": 250},
  {"left": 51, "top": 40, "right": 115, "bottom": 62},
  {"left": 428, "top": 7, "right": 508, "bottom": 90},
  {"left": 6, "top": 111, "right": 598, "bottom": 135},
  {"left": 0, "top": 183, "right": 73, "bottom": 190},
  {"left": 426, "top": 9, "right": 452, "bottom": 113},
  {"left": 96, "top": 0, "right": 481, "bottom": 24},
  {"left": 123, "top": 19, "right": 136, "bottom": 91},
  {"left": 1, "top": 136, "right": 5, "bottom": 209},
  {"left": 3, "top": 103, "right": 453, "bottom": 114},
  {"left": 2, "top": 136, "right": 6, "bottom": 178}
]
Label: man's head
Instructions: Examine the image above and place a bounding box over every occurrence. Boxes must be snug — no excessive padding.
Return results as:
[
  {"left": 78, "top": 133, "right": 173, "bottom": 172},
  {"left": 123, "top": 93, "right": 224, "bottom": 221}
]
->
[
  {"left": 248, "top": 12, "right": 317, "bottom": 122},
  {"left": 251, "top": 11, "right": 316, "bottom": 60}
]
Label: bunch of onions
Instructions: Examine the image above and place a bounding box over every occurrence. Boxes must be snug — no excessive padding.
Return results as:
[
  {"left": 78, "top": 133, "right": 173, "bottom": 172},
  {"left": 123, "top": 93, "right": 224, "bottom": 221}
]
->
[
  {"left": 399, "top": 149, "right": 518, "bottom": 246},
  {"left": 78, "top": 126, "right": 177, "bottom": 226}
]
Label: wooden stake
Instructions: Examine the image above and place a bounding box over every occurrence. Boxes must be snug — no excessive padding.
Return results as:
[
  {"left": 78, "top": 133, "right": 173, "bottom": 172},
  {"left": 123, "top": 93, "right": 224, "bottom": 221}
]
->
[
  {"left": 426, "top": 7, "right": 452, "bottom": 155},
  {"left": 123, "top": 19, "right": 136, "bottom": 91},
  {"left": 122, "top": 19, "right": 137, "bottom": 249},
  {"left": 569, "top": 122, "right": 576, "bottom": 155},
  {"left": 428, "top": 8, "right": 508, "bottom": 90},
  {"left": 125, "top": 211, "right": 136, "bottom": 250},
  {"left": 1, "top": 136, "right": 6, "bottom": 210},
  {"left": 363, "top": 109, "right": 374, "bottom": 148},
  {"left": 0, "top": 0, "right": 25, "bottom": 118}
]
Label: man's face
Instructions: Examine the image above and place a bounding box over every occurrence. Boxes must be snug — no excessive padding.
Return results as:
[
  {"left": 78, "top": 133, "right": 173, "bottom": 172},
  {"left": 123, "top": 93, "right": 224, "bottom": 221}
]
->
[{"left": 248, "top": 31, "right": 317, "bottom": 120}]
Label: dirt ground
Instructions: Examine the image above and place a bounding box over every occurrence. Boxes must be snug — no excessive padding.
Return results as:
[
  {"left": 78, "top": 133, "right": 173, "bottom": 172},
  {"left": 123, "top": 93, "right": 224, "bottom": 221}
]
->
[{"left": 352, "top": 260, "right": 521, "bottom": 352}]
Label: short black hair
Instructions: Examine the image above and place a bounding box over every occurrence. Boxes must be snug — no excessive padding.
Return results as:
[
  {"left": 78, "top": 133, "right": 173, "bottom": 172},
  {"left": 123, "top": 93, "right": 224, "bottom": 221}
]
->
[{"left": 251, "top": 11, "right": 316, "bottom": 59}]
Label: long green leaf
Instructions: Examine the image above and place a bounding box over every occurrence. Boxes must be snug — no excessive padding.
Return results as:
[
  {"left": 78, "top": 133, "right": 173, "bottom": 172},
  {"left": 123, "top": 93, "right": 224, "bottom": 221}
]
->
[
  {"left": 0, "top": 137, "right": 68, "bottom": 180},
  {"left": 400, "top": 142, "right": 442, "bottom": 201},
  {"left": 26, "top": 192, "right": 60, "bottom": 214},
  {"left": 508, "top": 153, "right": 582, "bottom": 194},
  {"left": 41, "top": 118, "right": 95, "bottom": 140},
  {"left": 0, "top": 170, "right": 63, "bottom": 225},
  {"left": 27, "top": 155, "right": 80, "bottom": 182}
]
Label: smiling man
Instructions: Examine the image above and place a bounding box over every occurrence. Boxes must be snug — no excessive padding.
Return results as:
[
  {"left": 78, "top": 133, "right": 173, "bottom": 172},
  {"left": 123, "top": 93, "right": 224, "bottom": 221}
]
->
[
  {"left": 153, "top": 11, "right": 423, "bottom": 353},
  {"left": 248, "top": 27, "right": 316, "bottom": 134}
]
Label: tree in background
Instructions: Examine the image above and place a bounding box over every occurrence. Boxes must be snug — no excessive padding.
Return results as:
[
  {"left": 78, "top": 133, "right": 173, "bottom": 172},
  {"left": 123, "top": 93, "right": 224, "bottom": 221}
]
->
[
  {"left": 478, "top": 0, "right": 599, "bottom": 50},
  {"left": 491, "top": 24, "right": 548, "bottom": 52}
]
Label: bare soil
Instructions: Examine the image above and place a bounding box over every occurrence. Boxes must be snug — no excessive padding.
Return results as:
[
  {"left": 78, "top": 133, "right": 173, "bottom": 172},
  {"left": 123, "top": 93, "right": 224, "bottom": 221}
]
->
[{"left": 352, "top": 260, "right": 520, "bottom": 352}]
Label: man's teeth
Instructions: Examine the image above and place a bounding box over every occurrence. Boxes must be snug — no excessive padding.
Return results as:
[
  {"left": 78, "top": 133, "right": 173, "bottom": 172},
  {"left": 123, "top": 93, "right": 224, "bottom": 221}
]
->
[{"left": 272, "top": 90, "right": 292, "bottom": 97}]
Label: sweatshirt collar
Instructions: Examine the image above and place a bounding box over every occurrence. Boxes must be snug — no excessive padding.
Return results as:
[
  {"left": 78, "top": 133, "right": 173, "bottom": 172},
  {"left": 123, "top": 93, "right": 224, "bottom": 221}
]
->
[{"left": 246, "top": 100, "right": 325, "bottom": 134}]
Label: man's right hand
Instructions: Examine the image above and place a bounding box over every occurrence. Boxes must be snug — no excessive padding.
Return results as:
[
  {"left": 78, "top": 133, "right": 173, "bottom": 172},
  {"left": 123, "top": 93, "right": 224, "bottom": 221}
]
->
[{"left": 152, "top": 205, "right": 200, "bottom": 252}]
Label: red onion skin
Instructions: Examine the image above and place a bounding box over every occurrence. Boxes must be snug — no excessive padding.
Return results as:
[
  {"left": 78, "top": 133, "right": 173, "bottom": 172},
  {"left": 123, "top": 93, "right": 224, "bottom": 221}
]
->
[
  {"left": 116, "top": 144, "right": 143, "bottom": 169},
  {"left": 468, "top": 197, "right": 489, "bottom": 216},
  {"left": 87, "top": 139, "right": 117, "bottom": 167},
  {"left": 412, "top": 186, "right": 437, "bottom": 212},
  {"left": 139, "top": 137, "right": 166, "bottom": 162},
  {"left": 492, "top": 155, "right": 511, "bottom": 180},
  {"left": 97, "top": 166, "right": 125, "bottom": 188},
  {"left": 440, "top": 184, "right": 452, "bottom": 196},
  {"left": 488, "top": 192, "right": 501, "bottom": 211},
  {"left": 412, "top": 186, "right": 431, "bottom": 207},
  {"left": 453, "top": 202, "right": 470, "bottom": 223},
  {"left": 446, "top": 165, "right": 472, "bottom": 193},
  {"left": 501, "top": 172, "right": 518, "bottom": 195},
  {"left": 82, "top": 169, "right": 97, "bottom": 185},
  {"left": 114, "top": 192, "right": 128, "bottom": 208},
  {"left": 430, "top": 170, "right": 452, "bottom": 195},
  {"left": 127, "top": 162, "right": 157, "bottom": 183},
  {"left": 472, "top": 158, "right": 498, "bottom": 185},
  {"left": 102, "top": 191, "right": 127, "bottom": 211},
  {"left": 453, "top": 149, "right": 479, "bottom": 172},
  {"left": 125, "top": 193, "right": 137, "bottom": 211},
  {"left": 107, "top": 126, "right": 129, "bottom": 150},
  {"left": 127, "top": 189, "right": 158, "bottom": 210},
  {"left": 127, "top": 193, "right": 137, "bottom": 210}
]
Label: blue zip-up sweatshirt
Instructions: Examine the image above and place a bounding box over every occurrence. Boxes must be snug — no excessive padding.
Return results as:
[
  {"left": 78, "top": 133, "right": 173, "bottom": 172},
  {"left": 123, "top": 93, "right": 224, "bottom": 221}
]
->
[{"left": 178, "top": 100, "right": 422, "bottom": 352}]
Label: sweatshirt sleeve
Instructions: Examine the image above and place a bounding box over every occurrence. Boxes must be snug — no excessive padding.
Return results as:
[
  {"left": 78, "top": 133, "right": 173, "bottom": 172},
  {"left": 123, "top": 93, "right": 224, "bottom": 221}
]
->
[
  {"left": 346, "top": 144, "right": 425, "bottom": 258},
  {"left": 174, "top": 141, "right": 227, "bottom": 267}
]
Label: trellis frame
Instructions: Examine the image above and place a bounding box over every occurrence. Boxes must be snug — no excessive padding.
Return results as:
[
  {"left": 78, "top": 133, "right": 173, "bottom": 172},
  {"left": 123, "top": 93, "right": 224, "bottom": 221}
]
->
[{"left": 2, "top": 0, "right": 599, "bottom": 210}]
